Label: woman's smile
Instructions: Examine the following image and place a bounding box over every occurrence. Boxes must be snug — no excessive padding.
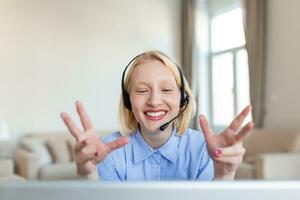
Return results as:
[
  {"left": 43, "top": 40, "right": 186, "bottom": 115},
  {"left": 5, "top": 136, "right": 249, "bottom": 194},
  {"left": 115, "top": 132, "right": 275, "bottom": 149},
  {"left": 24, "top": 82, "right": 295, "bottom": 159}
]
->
[{"left": 144, "top": 109, "right": 168, "bottom": 121}]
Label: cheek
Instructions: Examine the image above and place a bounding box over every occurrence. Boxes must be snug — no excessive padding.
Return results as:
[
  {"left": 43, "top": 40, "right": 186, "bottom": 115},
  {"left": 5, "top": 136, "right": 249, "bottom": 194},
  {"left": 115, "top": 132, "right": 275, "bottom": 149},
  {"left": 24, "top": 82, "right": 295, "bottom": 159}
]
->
[
  {"left": 166, "top": 93, "right": 181, "bottom": 108},
  {"left": 130, "top": 94, "right": 145, "bottom": 111},
  {"left": 130, "top": 95, "right": 146, "bottom": 123}
]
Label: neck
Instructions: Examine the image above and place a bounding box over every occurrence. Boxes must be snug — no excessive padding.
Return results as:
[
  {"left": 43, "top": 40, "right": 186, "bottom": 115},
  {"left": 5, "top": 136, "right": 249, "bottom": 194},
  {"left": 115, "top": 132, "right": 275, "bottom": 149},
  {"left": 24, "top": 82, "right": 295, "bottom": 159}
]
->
[{"left": 139, "top": 125, "right": 174, "bottom": 149}]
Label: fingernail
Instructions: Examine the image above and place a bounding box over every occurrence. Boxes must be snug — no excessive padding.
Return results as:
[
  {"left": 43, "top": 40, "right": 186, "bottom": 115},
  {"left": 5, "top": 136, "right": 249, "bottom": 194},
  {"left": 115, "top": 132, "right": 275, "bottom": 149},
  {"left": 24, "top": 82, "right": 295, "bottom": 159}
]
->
[
  {"left": 213, "top": 149, "right": 221, "bottom": 157},
  {"left": 94, "top": 152, "right": 98, "bottom": 157},
  {"left": 82, "top": 140, "right": 87, "bottom": 145}
]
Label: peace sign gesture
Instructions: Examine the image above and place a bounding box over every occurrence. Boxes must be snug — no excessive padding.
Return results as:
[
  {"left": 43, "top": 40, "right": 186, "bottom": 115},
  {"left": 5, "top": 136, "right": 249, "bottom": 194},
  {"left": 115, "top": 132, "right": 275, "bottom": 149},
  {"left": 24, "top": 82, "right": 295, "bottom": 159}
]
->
[
  {"left": 61, "top": 101, "right": 129, "bottom": 177},
  {"left": 199, "top": 105, "right": 254, "bottom": 180}
]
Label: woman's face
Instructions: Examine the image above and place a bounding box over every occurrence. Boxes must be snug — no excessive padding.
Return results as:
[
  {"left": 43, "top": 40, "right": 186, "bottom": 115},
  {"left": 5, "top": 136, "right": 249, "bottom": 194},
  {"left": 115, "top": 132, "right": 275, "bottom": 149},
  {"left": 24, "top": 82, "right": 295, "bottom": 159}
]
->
[{"left": 129, "top": 59, "right": 181, "bottom": 134}]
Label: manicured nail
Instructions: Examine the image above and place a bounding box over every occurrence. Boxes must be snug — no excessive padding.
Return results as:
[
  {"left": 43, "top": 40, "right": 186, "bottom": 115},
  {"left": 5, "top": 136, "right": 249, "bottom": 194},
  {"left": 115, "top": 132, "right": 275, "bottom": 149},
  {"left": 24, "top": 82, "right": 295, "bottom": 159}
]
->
[
  {"left": 213, "top": 149, "right": 221, "bottom": 157},
  {"left": 94, "top": 152, "right": 98, "bottom": 157}
]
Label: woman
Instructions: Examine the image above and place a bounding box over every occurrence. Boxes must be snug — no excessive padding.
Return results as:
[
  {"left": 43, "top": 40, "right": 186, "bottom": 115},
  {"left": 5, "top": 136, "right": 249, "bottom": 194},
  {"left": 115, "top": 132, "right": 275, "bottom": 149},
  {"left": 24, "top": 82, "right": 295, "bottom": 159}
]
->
[{"left": 61, "top": 51, "right": 253, "bottom": 181}]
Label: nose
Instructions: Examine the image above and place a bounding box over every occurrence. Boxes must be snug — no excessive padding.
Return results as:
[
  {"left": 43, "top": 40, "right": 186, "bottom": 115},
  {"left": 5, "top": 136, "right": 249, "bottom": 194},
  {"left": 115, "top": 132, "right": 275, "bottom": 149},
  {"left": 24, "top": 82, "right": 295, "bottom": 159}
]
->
[{"left": 147, "top": 90, "right": 163, "bottom": 107}]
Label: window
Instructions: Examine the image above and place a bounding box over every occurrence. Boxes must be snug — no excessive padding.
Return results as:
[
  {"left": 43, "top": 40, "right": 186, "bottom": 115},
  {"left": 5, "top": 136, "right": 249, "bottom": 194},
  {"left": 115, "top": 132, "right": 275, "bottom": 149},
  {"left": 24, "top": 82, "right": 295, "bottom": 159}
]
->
[{"left": 208, "top": 5, "right": 251, "bottom": 130}]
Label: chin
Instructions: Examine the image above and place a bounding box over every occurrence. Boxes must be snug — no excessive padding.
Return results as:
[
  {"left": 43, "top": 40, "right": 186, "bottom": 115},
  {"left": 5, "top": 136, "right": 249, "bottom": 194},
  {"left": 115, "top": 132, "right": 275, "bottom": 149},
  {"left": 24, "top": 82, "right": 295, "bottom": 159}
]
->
[
  {"left": 140, "top": 123, "right": 161, "bottom": 133},
  {"left": 145, "top": 126, "right": 160, "bottom": 133}
]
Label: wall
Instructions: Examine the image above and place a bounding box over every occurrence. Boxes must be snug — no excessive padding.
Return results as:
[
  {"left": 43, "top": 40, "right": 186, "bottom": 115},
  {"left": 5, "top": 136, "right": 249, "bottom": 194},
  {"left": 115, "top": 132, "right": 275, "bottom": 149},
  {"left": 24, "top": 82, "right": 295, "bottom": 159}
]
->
[
  {"left": 0, "top": 0, "right": 181, "bottom": 135},
  {"left": 264, "top": 0, "right": 300, "bottom": 128}
]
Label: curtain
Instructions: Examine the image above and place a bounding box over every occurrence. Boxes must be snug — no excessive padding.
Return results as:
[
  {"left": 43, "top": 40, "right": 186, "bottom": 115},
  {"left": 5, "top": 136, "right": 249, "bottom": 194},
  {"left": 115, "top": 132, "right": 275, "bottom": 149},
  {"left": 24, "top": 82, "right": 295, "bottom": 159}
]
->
[
  {"left": 182, "top": 0, "right": 210, "bottom": 129},
  {"left": 241, "top": 0, "right": 266, "bottom": 127},
  {"left": 181, "top": 0, "right": 196, "bottom": 85}
]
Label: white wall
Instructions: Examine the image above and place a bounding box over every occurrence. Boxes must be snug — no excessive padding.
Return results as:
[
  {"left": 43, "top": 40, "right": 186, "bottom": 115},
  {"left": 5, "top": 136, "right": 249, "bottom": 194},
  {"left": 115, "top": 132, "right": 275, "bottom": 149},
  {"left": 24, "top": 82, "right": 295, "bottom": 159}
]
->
[
  {"left": 0, "top": 0, "right": 181, "bottom": 134},
  {"left": 264, "top": 0, "right": 300, "bottom": 128}
]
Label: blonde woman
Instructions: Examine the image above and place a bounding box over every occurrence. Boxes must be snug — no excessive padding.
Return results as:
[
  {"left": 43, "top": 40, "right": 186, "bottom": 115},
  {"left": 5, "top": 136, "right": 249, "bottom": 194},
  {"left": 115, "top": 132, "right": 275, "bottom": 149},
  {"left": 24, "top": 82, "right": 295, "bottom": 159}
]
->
[{"left": 61, "top": 51, "right": 253, "bottom": 181}]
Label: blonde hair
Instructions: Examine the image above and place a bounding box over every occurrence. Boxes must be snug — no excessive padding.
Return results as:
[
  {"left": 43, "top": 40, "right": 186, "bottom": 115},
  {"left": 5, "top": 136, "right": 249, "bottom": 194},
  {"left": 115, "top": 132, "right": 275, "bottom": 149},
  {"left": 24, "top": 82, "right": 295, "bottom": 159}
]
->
[{"left": 118, "top": 51, "right": 196, "bottom": 135}]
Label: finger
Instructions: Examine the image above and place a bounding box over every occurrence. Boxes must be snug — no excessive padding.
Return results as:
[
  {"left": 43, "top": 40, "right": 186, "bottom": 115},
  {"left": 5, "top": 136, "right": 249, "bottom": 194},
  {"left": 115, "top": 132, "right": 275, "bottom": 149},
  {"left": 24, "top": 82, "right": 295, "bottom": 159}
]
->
[
  {"left": 213, "top": 155, "right": 243, "bottom": 166},
  {"left": 76, "top": 152, "right": 97, "bottom": 165},
  {"left": 85, "top": 129, "right": 103, "bottom": 145},
  {"left": 227, "top": 105, "right": 252, "bottom": 132},
  {"left": 105, "top": 136, "right": 130, "bottom": 154},
  {"left": 76, "top": 100, "right": 94, "bottom": 131},
  {"left": 235, "top": 122, "right": 254, "bottom": 142},
  {"left": 213, "top": 144, "right": 245, "bottom": 157},
  {"left": 61, "top": 112, "right": 83, "bottom": 141},
  {"left": 83, "top": 129, "right": 104, "bottom": 150},
  {"left": 199, "top": 115, "right": 214, "bottom": 140},
  {"left": 93, "top": 137, "right": 127, "bottom": 164},
  {"left": 74, "top": 138, "right": 93, "bottom": 153},
  {"left": 93, "top": 152, "right": 108, "bottom": 164}
]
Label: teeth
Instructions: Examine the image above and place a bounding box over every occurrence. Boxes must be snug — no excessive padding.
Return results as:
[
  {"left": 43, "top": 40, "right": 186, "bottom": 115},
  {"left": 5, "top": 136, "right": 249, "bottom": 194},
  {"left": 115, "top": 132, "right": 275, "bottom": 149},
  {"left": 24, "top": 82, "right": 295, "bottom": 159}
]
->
[{"left": 146, "top": 111, "right": 166, "bottom": 117}]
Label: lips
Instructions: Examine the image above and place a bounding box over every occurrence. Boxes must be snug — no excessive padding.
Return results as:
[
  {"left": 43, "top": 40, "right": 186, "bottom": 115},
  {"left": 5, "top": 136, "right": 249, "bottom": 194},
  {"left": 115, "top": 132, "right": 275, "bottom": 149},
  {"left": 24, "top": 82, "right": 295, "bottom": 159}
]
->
[{"left": 144, "top": 110, "right": 167, "bottom": 121}]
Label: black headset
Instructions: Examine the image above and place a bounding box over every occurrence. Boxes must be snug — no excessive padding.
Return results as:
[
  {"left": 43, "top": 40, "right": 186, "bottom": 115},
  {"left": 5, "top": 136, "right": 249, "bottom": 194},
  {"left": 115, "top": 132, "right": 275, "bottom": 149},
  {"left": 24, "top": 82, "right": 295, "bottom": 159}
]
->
[{"left": 121, "top": 52, "right": 189, "bottom": 111}]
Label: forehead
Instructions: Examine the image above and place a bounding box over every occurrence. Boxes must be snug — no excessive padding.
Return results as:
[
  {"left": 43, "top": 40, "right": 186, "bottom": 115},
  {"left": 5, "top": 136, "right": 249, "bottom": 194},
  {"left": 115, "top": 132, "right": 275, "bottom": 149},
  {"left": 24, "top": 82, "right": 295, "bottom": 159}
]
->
[{"left": 130, "top": 59, "right": 177, "bottom": 84}]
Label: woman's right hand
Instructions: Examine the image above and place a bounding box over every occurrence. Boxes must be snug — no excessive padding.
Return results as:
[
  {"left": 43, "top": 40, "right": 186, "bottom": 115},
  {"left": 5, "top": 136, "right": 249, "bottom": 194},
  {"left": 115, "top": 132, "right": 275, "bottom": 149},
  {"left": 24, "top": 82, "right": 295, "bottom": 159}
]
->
[{"left": 60, "top": 101, "right": 130, "bottom": 177}]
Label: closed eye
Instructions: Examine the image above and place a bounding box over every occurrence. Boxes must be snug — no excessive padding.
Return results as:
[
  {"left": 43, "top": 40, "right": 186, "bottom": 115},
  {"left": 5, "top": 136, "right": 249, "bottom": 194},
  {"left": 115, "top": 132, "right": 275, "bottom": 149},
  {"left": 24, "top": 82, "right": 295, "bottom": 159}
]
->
[
  {"left": 136, "top": 90, "right": 148, "bottom": 93},
  {"left": 162, "top": 89, "right": 174, "bottom": 92}
]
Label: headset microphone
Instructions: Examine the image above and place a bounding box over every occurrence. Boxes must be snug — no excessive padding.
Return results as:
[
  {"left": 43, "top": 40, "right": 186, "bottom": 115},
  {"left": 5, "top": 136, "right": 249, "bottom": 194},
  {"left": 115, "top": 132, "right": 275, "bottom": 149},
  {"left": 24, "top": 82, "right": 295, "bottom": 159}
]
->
[{"left": 159, "top": 97, "right": 189, "bottom": 131}]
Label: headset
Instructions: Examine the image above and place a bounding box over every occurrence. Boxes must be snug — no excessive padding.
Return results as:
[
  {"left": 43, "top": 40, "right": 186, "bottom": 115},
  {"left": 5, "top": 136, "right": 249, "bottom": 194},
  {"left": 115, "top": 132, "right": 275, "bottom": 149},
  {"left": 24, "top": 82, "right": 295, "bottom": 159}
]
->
[{"left": 121, "top": 52, "right": 189, "bottom": 131}]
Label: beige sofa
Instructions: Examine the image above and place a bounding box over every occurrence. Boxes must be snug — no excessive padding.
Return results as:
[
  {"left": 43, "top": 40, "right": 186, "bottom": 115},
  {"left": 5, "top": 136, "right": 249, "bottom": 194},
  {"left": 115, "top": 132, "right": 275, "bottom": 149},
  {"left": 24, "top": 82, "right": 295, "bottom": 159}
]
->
[
  {"left": 14, "top": 132, "right": 78, "bottom": 180},
  {"left": 0, "top": 159, "right": 25, "bottom": 181},
  {"left": 14, "top": 129, "right": 300, "bottom": 181},
  {"left": 14, "top": 131, "right": 113, "bottom": 181},
  {"left": 236, "top": 129, "right": 300, "bottom": 180}
]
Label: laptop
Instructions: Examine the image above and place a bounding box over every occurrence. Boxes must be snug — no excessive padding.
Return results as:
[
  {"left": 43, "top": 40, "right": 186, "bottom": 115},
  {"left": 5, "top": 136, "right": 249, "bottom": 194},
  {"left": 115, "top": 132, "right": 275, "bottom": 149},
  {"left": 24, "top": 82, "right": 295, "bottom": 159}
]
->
[{"left": 1, "top": 181, "right": 300, "bottom": 200}]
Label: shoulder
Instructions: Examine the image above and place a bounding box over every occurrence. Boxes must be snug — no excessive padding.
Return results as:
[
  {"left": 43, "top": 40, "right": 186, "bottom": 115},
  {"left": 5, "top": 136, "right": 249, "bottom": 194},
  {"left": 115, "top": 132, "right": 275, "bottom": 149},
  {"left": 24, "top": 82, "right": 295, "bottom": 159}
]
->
[
  {"left": 101, "top": 131, "right": 133, "bottom": 143},
  {"left": 101, "top": 131, "right": 122, "bottom": 143},
  {"left": 100, "top": 131, "right": 134, "bottom": 157},
  {"left": 179, "top": 128, "right": 206, "bottom": 142},
  {"left": 178, "top": 128, "right": 207, "bottom": 151}
]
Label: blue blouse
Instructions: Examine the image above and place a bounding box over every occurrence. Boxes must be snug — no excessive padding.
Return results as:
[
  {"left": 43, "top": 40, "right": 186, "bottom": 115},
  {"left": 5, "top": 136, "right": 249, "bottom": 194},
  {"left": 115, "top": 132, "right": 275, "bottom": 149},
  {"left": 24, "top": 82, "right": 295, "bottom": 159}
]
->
[{"left": 97, "top": 128, "right": 213, "bottom": 181}]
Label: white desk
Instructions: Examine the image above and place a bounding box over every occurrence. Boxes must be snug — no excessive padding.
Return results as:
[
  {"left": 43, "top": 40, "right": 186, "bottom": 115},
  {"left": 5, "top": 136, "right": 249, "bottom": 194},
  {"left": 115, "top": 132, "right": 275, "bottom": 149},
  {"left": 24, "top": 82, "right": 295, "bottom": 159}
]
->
[{"left": 1, "top": 181, "right": 300, "bottom": 200}]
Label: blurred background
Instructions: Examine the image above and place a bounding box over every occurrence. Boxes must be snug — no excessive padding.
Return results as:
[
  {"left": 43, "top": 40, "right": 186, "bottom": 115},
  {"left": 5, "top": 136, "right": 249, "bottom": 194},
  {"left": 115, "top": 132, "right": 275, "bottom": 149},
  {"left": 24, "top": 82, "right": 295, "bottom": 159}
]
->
[{"left": 1, "top": 0, "right": 300, "bottom": 181}]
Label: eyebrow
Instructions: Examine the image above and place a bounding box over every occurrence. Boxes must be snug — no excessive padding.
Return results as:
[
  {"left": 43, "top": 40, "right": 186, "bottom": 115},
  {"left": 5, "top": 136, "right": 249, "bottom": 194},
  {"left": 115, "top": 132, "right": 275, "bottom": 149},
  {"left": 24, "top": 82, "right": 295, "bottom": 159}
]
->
[
  {"left": 134, "top": 79, "right": 177, "bottom": 87},
  {"left": 136, "top": 79, "right": 177, "bottom": 85}
]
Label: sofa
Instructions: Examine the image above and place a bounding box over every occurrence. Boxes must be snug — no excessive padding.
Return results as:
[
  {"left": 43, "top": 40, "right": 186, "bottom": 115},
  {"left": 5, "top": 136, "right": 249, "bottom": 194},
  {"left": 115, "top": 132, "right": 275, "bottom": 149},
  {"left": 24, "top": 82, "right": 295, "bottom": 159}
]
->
[
  {"left": 0, "top": 158, "right": 25, "bottom": 181},
  {"left": 14, "top": 130, "right": 113, "bottom": 181},
  {"left": 14, "top": 129, "right": 300, "bottom": 181},
  {"left": 14, "top": 132, "right": 77, "bottom": 180},
  {"left": 236, "top": 128, "right": 300, "bottom": 180}
]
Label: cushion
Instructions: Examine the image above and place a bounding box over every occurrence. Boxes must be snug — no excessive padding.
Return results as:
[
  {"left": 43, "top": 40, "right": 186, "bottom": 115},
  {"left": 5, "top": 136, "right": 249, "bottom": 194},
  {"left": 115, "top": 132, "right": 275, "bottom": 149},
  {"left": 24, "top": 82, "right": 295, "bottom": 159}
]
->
[
  {"left": 235, "top": 162, "right": 255, "bottom": 179},
  {"left": 47, "top": 139, "right": 71, "bottom": 163},
  {"left": 21, "top": 138, "right": 52, "bottom": 166},
  {"left": 39, "top": 162, "right": 77, "bottom": 180},
  {"left": 0, "top": 159, "right": 14, "bottom": 176},
  {"left": 67, "top": 139, "right": 76, "bottom": 162},
  {"left": 244, "top": 129, "right": 300, "bottom": 156}
]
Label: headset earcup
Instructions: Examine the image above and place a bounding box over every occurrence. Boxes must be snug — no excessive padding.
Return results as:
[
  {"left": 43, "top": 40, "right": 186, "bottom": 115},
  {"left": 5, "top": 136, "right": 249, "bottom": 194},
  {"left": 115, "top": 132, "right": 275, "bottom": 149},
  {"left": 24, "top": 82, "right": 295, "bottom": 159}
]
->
[
  {"left": 180, "top": 96, "right": 185, "bottom": 108},
  {"left": 180, "top": 95, "right": 189, "bottom": 108},
  {"left": 123, "top": 92, "right": 132, "bottom": 110}
]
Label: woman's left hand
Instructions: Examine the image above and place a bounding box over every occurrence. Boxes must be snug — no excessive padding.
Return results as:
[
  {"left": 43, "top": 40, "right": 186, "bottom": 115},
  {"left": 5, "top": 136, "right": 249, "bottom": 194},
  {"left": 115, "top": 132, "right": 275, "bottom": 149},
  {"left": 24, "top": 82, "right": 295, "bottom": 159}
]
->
[{"left": 199, "top": 105, "right": 254, "bottom": 180}]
